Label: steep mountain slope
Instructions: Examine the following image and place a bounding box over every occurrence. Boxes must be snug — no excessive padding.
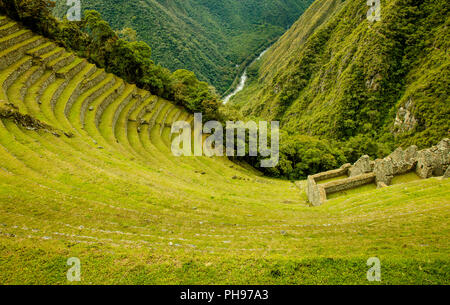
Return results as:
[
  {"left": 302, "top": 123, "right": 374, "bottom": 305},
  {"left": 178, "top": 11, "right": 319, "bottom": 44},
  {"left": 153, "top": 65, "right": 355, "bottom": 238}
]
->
[
  {"left": 230, "top": 0, "right": 449, "bottom": 150},
  {"left": 53, "top": 0, "right": 314, "bottom": 94},
  {"left": 0, "top": 15, "right": 449, "bottom": 284}
]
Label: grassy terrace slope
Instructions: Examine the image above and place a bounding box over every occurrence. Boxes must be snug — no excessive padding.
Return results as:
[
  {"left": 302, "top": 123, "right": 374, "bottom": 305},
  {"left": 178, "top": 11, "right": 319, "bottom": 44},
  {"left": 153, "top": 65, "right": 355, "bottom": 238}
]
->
[{"left": 0, "top": 16, "right": 449, "bottom": 284}]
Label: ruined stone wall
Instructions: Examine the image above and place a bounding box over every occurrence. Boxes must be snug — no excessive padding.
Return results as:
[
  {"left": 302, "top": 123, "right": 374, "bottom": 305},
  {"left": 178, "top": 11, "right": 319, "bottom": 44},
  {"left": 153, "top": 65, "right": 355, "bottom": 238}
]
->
[
  {"left": 324, "top": 173, "right": 376, "bottom": 195},
  {"left": 306, "top": 164, "right": 350, "bottom": 206},
  {"left": 306, "top": 138, "right": 450, "bottom": 206},
  {"left": 373, "top": 139, "right": 449, "bottom": 185},
  {"left": 416, "top": 139, "right": 450, "bottom": 178}
]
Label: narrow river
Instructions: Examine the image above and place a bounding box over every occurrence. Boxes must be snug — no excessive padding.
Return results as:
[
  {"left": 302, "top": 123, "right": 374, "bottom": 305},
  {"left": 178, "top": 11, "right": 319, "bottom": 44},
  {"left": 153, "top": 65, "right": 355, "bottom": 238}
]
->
[
  {"left": 222, "top": 47, "right": 270, "bottom": 104},
  {"left": 223, "top": 70, "right": 247, "bottom": 104}
]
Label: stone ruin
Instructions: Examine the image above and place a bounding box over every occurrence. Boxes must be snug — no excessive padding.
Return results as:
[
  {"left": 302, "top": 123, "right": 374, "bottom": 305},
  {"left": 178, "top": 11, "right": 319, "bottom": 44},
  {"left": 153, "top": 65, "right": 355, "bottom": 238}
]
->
[{"left": 307, "top": 139, "right": 450, "bottom": 206}]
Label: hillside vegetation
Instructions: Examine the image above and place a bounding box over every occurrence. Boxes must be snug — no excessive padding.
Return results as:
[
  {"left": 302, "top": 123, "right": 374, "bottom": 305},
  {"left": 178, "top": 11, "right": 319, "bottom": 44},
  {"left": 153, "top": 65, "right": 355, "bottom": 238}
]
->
[
  {"left": 228, "top": 0, "right": 450, "bottom": 179},
  {"left": 1, "top": 1, "right": 222, "bottom": 121},
  {"left": 52, "top": 0, "right": 314, "bottom": 94},
  {"left": 0, "top": 13, "right": 449, "bottom": 284}
]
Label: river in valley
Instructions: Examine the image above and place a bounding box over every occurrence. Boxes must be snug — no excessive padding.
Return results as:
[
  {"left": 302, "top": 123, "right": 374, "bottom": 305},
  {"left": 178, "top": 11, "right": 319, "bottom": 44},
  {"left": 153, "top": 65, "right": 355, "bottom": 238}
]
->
[{"left": 222, "top": 47, "right": 269, "bottom": 104}]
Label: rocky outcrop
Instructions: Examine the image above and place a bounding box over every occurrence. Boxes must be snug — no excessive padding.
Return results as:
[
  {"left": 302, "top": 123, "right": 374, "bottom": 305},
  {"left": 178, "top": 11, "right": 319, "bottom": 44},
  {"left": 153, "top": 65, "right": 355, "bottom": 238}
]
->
[{"left": 393, "top": 99, "right": 417, "bottom": 134}]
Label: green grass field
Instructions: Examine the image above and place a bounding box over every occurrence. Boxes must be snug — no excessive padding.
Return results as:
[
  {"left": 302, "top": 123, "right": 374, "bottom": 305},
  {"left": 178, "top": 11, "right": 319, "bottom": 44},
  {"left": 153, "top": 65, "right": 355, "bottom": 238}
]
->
[{"left": 0, "top": 16, "right": 449, "bottom": 285}]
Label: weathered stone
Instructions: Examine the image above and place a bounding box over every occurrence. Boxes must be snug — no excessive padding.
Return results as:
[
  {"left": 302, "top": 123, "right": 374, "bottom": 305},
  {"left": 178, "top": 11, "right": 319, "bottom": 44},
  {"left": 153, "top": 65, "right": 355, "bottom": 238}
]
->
[
  {"left": 389, "top": 147, "right": 417, "bottom": 175},
  {"left": 377, "top": 181, "right": 388, "bottom": 188},
  {"left": 389, "top": 148, "right": 404, "bottom": 163},
  {"left": 443, "top": 166, "right": 450, "bottom": 179},
  {"left": 436, "top": 138, "right": 450, "bottom": 170},
  {"left": 349, "top": 155, "right": 372, "bottom": 177},
  {"left": 323, "top": 173, "right": 376, "bottom": 195},
  {"left": 416, "top": 140, "right": 449, "bottom": 178},
  {"left": 305, "top": 139, "right": 449, "bottom": 205},
  {"left": 393, "top": 98, "right": 417, "bottom": 134},
  {"left": 437, "top": 138, "right": 450, "bottom": 152},
  {"left": 306, "top": 164, "right": 352, "bottom": 206},
  {"left": 404, "top": 145, "right": 418, "bottom": 162},
  {"left": 313, "top": 163, "right": 351, "bottom": 182},
  {"left": 415, "top": 149, "right": 433, "bottom": 178},
  {"left": 373, "top": 157, "right": 394, "bottom": 185},
  {"left": 306, "top": 176, "right": 325, "bottom": 206}
]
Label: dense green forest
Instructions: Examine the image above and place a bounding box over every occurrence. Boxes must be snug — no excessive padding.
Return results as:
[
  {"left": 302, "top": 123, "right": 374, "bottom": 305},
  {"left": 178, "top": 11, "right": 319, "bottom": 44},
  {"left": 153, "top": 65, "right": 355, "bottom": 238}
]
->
[
  {"left": 52, "top": 0, "right": 314, "bottom": 94},
  {"left": 227, "top": 0, "right": 450, "bottom": 179}
]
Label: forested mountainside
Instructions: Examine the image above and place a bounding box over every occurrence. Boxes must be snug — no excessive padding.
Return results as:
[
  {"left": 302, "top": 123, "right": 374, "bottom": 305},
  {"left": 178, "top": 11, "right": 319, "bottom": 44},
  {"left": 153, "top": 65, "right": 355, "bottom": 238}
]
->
[
  {"left": 52, "top": 0, "right": 314, "bottom": 94},
  {"left": 228, "top": 0, "right": 449, "bottom": 179}
]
